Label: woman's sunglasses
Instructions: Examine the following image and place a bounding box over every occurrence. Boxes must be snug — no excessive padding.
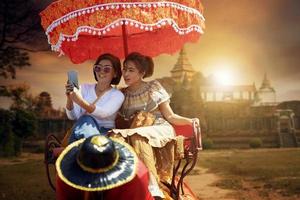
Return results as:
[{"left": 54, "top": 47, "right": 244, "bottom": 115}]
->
[{"left": 93, "top": 65, "right": 113, "bottom": 73}]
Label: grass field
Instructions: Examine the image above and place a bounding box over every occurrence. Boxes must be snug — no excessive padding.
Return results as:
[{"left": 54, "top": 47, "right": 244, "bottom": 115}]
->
[
  {"left": 0, "top": 148, "right": 299, "bottom": 200},
  {"left": 0, "top": 156, "right": 54, "bottom": 200},
  {"left": 197, "top": 148, "right": 300, "bottom": 199}
]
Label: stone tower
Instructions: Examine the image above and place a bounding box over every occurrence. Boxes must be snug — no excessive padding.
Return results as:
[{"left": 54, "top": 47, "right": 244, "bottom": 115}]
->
[
  {"left": 256, "top": 73, "right": 276, "bottom": 105},
  {"left": 170, "top": 46, "right": 196, "bottom": 82}
]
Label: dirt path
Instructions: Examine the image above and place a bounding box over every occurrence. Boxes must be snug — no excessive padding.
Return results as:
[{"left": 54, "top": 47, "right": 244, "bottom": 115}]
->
[
  {"left": 185, "top": 167, "right": 300, "bottom": 200},
  {"left": 186, "top": 167, "right": 236, "bottom": 200},
  {"left": 0, "top": 152, "right": 43, "bottom": 165}
]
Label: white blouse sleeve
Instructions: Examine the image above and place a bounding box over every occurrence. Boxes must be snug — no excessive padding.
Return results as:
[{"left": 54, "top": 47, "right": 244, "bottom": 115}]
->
[
  {"left": 65, "top": 85, "right": 85, "bottom": 120},
  {"left": 91, "top": 90, "right": 125, "bottom": 119},
  {"left": 150, "top": 80, "right": 170, "bottom": 105}
]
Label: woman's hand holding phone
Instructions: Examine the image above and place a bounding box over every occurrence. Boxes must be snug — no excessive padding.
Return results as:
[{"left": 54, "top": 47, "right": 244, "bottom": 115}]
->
[
  {"left": 66, "top": 70, "right": 80, "bottom": 97},
  {"left": 65, "top": 82, "right": 74, "bottom": 96}
]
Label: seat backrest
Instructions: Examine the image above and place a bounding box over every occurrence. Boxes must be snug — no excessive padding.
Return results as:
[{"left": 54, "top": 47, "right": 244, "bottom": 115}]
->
[{"left": 173, "top": 123, "right": 202, "bottom": 152}]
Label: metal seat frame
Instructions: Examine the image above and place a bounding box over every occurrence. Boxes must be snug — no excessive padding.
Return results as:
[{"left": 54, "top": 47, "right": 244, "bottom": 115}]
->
[{"left": 169, "top": 122, "right": 202, "bottom": 200}]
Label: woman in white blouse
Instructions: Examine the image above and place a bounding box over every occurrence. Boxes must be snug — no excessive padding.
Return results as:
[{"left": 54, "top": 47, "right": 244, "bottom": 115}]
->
[{"left": 65, "top": 53, "right": 124, "bottom": 144}]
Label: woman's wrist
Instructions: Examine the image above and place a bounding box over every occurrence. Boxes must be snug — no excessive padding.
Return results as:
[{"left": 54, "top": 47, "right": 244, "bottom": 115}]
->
[
  {"left": 66, "top": 96, "right": 73, "bottom": 109},
  {"left": 66, "top": 102, "right": 73, "bottom": 111},
  {"left": 71, "top": 92, "right": 95, "bottom": 113}
]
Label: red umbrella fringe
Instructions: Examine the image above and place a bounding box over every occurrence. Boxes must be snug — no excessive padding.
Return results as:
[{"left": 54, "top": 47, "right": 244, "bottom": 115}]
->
[{"left": 40, "top": 1, "right": 205, "bottom": 63}]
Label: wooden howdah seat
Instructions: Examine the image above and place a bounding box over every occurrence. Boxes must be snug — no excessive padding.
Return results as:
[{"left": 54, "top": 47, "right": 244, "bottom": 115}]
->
[{"left": 44, "top": 121, "right": 202, "bottom": 200}]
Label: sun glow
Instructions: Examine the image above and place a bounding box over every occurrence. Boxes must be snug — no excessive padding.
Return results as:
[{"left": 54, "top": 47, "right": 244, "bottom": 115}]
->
[
  {"left": 213, "top": 65, "right": 235, "bottom": 85},
  {"left": 214, "top": 70, "right": 234, "bottom": 86}
]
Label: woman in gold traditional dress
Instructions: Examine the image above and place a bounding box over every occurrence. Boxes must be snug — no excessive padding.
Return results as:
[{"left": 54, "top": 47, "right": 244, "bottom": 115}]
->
[{"left": 111, "top": 52, "right": 199, "bottom": 200}]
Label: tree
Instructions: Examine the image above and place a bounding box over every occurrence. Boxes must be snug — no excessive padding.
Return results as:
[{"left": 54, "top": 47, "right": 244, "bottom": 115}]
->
[
  {"left": 12, "top": 108, "right": 37, "bottom": 139},
  {"left": 37, "top": 91, "right": 53, "bottom": 108},
  {"left": 0, "top": 108, "right": 37, "bottom": 156},
  {"left": 34, "top": 91, "right": 54, "bottom": 118},
  {"left": 0, "top": 109, "right": 15, "bottom": 156},
  {"left": 0, "top": 0, "right": 49, "bottom": 79},
  {"left": 0, "top": 85, "right": 10, "bottom": 96},
  {"left": 6, "top": 83, "right": 37, "bottom": 110},
  {"left": 12, "top": 107, "right": 37, "bottom": 154}
]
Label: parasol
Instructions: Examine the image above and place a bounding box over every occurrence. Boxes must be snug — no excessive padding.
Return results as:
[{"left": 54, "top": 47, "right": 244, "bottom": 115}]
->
[{"left": 40, "top": 0, "right": 205, "bottom": 64}]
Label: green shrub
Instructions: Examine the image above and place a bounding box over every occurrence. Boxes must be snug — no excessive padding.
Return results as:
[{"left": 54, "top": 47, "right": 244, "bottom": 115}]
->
[
  {"left": 202, "top": 138, "right": 214, "bottom": 149},
  {"left": 0, "top": 108, "right": 37, "bottom": 157},
  {"left": 0, "top": 109, "right": 16, "bottom": 156},
  {"left": 249, "top": 137, "right": 262, "bottom": 148},
  {"left": 11, "top": 108, "right": 37, "bottom": 139},
  {"left": 13, "top": 136, "right": 22, "bottom": 156},
  {"left": 1, "top": 130, "right": 16, "bottom": 156}
]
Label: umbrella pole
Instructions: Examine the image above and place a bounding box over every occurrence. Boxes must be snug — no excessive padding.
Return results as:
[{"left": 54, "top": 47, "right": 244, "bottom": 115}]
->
[{"left": 122, "top": 21, "right": 129, "bottom": 58}]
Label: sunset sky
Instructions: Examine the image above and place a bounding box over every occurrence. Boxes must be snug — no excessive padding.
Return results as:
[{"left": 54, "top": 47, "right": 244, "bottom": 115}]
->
[{"left": 1, "top": 0, "right": 300, "bottom": 109}]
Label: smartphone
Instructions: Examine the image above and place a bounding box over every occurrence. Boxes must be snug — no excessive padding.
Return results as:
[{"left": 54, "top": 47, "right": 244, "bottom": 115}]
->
[{"left": 67, "top": 70, "right": 79, "bottom": 89}]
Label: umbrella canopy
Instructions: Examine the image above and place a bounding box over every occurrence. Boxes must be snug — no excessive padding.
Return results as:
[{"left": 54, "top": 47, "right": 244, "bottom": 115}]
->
[{"left": 40, "top": 0, "right": 205, "bottom": 64}]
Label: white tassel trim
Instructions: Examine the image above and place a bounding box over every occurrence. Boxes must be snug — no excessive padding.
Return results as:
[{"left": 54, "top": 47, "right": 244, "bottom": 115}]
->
[
  {"left": 45, "top": 1, "right": 205, "bottom": 35},
  {"left": 48, "top": 18, "right": 204, "bottom": 52}
]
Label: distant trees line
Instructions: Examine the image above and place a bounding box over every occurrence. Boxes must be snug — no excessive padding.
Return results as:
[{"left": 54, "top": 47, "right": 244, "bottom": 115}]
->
[{"left": 0, "top": 84, "right": 64, "bottom": 156}]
